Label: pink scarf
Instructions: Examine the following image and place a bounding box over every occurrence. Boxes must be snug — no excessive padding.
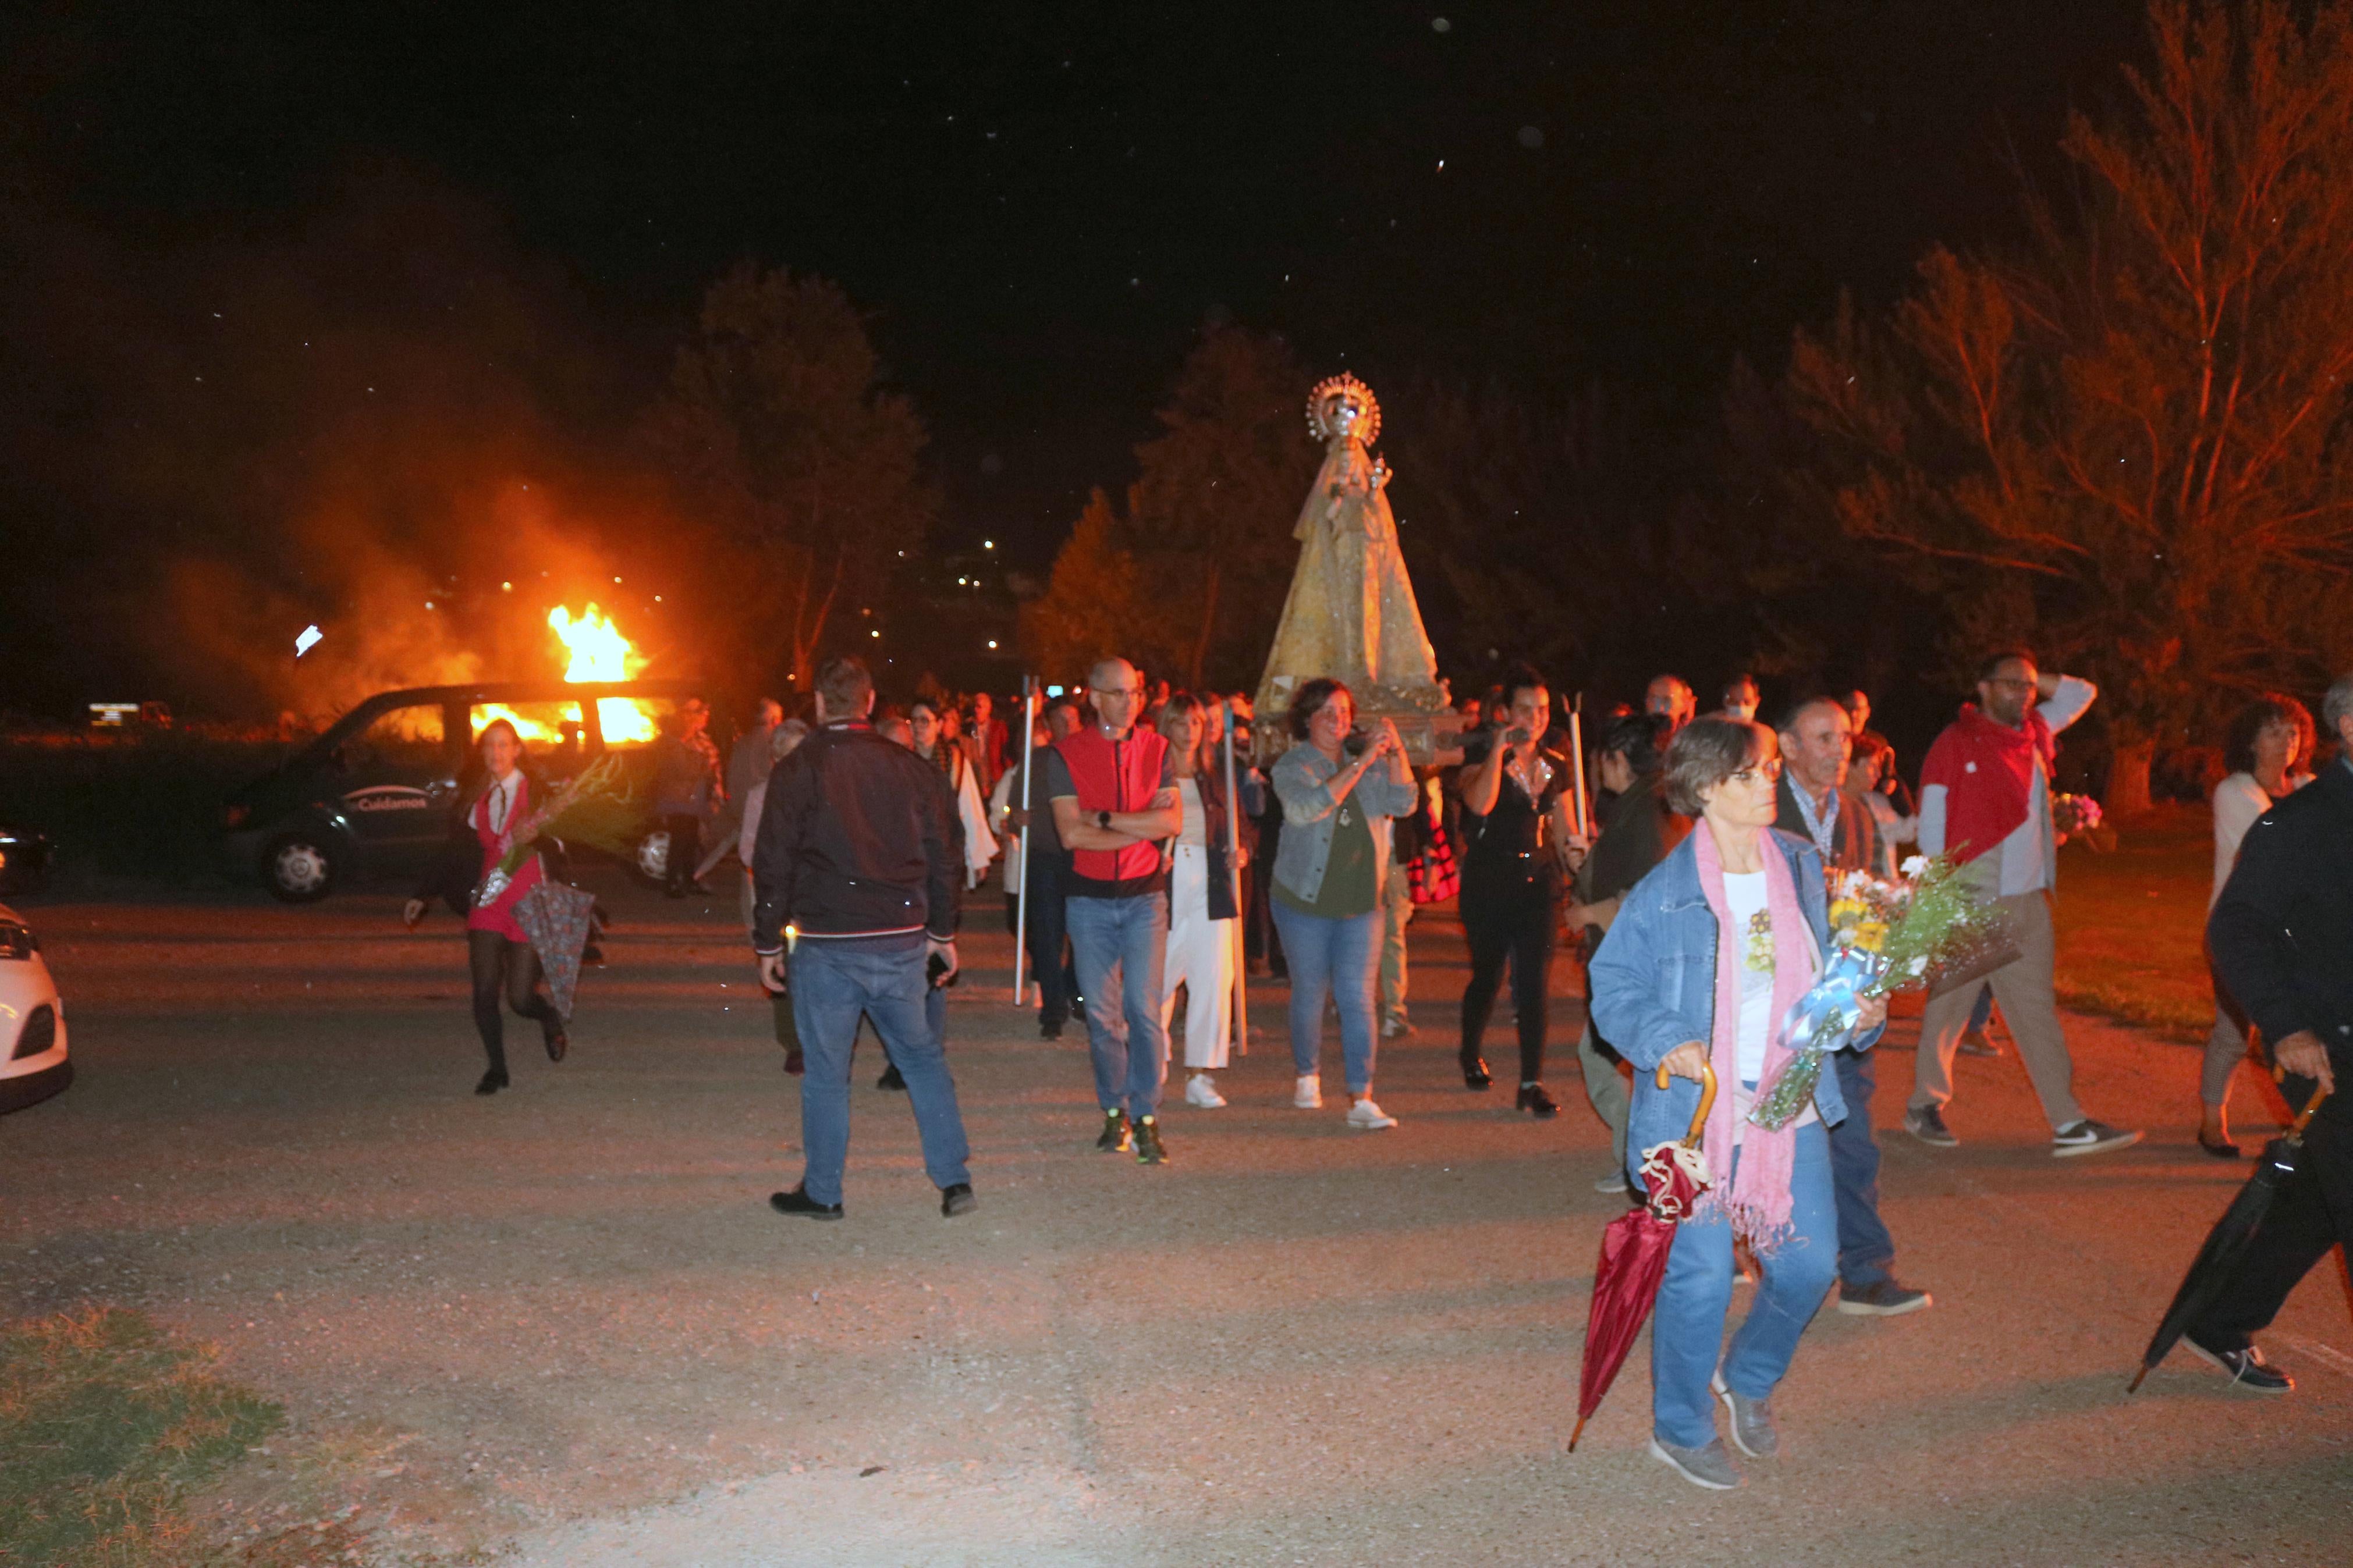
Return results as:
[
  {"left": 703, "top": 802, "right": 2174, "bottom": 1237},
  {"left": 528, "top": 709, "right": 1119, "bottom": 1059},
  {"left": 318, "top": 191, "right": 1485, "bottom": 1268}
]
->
[{"left": 1691, "top": 820, "right": 1818, "bottom": 1247}]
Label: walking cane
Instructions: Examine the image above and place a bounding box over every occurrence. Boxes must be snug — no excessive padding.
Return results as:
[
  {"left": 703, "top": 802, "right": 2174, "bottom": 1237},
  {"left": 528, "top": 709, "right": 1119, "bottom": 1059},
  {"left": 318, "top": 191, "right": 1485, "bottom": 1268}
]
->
[
  {"left": 1010, "top": 677, "right": 1036, "bottom": 1010},
  {"left": 1223, "top": 700, "right": 1250, "bottom": 1055}
]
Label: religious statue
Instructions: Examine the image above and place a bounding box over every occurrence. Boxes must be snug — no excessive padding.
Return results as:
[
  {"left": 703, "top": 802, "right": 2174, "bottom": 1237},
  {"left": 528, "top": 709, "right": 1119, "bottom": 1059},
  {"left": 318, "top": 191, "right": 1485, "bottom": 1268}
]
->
[{"left": 1255, "top": 374, "right": 1459, "bottom": 763}]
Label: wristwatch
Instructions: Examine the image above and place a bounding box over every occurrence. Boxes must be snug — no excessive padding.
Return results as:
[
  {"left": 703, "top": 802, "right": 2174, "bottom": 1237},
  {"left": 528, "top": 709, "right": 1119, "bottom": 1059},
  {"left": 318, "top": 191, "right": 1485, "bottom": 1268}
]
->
[{"left": 1097, "top": 810, "right": 1113, "bottom": 830}]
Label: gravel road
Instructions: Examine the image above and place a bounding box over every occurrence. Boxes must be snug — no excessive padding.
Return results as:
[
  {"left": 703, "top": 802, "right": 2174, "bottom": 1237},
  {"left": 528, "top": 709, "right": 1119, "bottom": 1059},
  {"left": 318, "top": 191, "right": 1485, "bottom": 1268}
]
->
[{"left": 5, "top": 872, "right": 2347, "bottom": 1565}]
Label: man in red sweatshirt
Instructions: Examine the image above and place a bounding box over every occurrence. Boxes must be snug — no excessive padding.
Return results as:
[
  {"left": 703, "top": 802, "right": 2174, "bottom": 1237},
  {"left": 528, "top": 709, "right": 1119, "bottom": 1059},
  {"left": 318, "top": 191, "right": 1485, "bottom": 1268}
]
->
[{"left": 1904, "top": 649, "right": 2141, "bottom": 1157}]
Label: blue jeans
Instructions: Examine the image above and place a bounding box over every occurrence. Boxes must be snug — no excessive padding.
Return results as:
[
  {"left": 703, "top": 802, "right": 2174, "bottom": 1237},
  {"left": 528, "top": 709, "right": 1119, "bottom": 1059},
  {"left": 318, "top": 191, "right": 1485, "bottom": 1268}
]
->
[
  {"left": 1066, "top": 894, "right": 1169, "bottom": 1121},
  {"left": 1271, "top": 901, "right": 1381, "bottom": 1094},
  {"left": 1827, "top": 1048, "right": 1896, "bottom": 1290},
  {"left": 1652, "top": 1118, "right": 1838, "bottom": 1449},
  {"left": 789, "top": 933, "right": 971, "bottom": 1206}
]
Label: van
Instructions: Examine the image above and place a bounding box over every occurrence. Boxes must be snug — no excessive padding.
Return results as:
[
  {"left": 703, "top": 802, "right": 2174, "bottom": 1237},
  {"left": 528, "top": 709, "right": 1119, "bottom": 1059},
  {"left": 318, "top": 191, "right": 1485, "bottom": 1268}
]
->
[{"left": 222, "top": 680, "right": 698, "bottom": 902}]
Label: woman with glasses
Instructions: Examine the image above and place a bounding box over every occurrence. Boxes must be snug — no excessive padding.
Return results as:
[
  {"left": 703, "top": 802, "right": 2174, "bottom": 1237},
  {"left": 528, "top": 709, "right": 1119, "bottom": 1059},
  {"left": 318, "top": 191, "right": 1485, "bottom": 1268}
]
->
[{"left": 1588, "top": 716, "right": 1887, "bottom": 1489}]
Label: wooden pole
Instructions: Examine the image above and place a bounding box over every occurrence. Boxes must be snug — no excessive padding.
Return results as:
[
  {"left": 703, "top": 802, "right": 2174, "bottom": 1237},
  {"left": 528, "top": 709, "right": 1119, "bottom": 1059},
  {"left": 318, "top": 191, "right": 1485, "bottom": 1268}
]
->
[
  {"left": 1010, "top": 677, "right": 1035, "bottom": 1009},
  {"left": 1568, "top": 695, "right": 1592, "bottom": 840},
  {"left": 1224, "top": 699, "right": 1249, "bottom": 1055}
]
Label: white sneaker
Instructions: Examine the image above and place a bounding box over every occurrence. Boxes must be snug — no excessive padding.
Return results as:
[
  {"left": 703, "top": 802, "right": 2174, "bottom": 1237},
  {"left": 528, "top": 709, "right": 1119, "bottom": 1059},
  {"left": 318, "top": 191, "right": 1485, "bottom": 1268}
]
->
[
  {"left": 1185, "top": 1072, "right": 1226, "bottom": 1109},
  {"left": 1347, "top": 1097, "right": 1398, "bottom": 1130},
  {"left": 1293, "top": 1075, "right": 1323, "bottom": 1110}
]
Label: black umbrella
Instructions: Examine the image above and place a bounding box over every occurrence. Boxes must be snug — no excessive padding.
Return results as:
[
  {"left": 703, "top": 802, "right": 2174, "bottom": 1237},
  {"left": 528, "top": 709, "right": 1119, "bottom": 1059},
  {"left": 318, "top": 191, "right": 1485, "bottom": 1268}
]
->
[{"left": 2127, "top": 1079, "right": 2333, "bottom": 1393}]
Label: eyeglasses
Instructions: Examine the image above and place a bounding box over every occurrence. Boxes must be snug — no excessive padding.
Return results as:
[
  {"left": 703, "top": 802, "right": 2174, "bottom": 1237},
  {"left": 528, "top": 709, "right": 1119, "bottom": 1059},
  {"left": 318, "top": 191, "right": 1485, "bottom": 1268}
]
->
[{"left": 1730, "top": 759, "right": 1784, "bottom": 785}]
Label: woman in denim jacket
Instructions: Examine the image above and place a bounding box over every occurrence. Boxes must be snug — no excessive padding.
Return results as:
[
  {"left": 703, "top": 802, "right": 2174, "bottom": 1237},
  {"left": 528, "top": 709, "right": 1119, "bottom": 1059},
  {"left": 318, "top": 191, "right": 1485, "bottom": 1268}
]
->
[
  {"left": 1269, "top": 678, "right": 1419, "bottom": 1129},
  {"left": 1588, "top": 717, "right": 1886, "bottom": 1491}
]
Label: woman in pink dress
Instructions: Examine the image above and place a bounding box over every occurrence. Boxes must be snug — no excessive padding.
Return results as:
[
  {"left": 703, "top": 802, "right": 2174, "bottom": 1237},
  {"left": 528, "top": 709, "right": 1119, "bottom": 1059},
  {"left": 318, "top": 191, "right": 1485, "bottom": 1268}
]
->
[{"left": 404, "top": 719, "right": 568, "bottom": 1094}]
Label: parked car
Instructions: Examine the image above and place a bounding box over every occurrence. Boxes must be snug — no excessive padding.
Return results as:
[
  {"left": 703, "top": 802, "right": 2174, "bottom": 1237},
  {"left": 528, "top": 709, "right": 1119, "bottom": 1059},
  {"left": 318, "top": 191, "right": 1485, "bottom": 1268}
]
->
[
  {"left": 0, "top": 826, "right": 52, "bottom": 895},
  {"left": 223, "top": 681, "right": 698, "bottom": 902},
  {"left": 0, "top": 903, "right": 69, "bottom": 1113}
]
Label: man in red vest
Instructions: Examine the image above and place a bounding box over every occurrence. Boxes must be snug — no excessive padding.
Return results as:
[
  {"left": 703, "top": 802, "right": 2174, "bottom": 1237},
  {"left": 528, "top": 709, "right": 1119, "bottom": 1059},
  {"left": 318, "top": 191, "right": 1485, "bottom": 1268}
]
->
[
  {"left": 1904, "top": 649, "right": 2141, "bottom": 1157},
  {"left": 1046, "top": 656, "right": 1183, "bottom": 1165}
]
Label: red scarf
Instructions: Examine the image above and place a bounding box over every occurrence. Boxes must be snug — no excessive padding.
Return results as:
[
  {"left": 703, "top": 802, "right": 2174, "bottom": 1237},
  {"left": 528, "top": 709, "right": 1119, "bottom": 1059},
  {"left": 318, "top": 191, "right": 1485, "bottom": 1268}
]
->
[{"left": 1921, "top": 703, "right": 2055, "bottom": 866}]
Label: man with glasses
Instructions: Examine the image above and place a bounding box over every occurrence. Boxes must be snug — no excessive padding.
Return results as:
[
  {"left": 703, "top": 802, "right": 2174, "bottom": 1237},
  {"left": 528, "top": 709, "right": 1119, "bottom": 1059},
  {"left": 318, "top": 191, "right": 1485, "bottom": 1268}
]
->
[
  {"left": 1046, "top": 657, "right": 1183, "bottom": 1164},
  {"left": 1905, "top": 651, "right": 2141, "bottom": 1156}
]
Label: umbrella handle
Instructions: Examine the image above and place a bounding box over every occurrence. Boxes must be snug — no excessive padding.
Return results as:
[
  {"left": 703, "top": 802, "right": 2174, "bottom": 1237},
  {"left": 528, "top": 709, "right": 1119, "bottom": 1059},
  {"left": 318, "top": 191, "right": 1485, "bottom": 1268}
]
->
[
  {"left": 1655, "top": 1059, "right": 1719, "bottom": 1148},
  {"left": 2273, "top": 1064, "right": 2333, "bottom": 1138}
]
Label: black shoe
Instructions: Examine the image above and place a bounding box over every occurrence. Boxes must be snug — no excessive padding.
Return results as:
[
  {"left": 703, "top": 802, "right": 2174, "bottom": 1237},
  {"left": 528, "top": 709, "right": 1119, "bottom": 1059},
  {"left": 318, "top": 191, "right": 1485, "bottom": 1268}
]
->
[
  {"left": 940, "top": 1183, "right": 977, "bottom": 1217},
  {"left": 1039, "top": 1017, "right": 1065, "bottom": 1041},
  {"left": 1460, "top": 1053, "right": 1493, "bottom": 1090},
  {"left": 544, "top": 1027, "right": 567, "bottom": 1063},
  {"left": 1095, "top": 1109, "right": 1133, "bottom": 1153},
  {"left": 769, "top": 1186, "right": 844, "bottom": 1221},
  {"left": 1133, "top": 1116, "right": 1168, "bottom": 1165},
  {"left": 474, "top": 1068, "right": 509, "bottom": 1096},
  {"left": 783, "top": 1047, "right": 804, "bottom": 1076},
  {"left": 2197, "top": 1130, "right": 2242, "bottom": 1159},
  {"left": 1837, "top": 1279, "right": 1933, "bottom": 1317},
  {"left": 1517, "top": 1082, "right": 1559, "bottom": 1118},
  {"left": 877, "top": 1063, "right": 907, "bottom": 1091},
  {"left": 2185, "top": 1335, "right": 2293, "bottom": 1393}
]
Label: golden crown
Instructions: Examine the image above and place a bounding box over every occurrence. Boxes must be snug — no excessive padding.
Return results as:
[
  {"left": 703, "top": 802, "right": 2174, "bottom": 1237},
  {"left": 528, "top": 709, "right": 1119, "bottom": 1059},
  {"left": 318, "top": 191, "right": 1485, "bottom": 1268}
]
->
[{"left": 1305, "top": 373, "right": 1381, "bottom": 446}]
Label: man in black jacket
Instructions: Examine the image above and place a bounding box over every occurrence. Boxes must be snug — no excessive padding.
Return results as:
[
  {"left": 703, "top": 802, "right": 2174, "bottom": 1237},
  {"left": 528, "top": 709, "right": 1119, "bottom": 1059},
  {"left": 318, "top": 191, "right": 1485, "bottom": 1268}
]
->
[
  {"left": 2187, "top": 674, "right": 2353, "bottom": 1392},
  {"left": 751, "top": 656, "right": 974, "bottom": 1221}
]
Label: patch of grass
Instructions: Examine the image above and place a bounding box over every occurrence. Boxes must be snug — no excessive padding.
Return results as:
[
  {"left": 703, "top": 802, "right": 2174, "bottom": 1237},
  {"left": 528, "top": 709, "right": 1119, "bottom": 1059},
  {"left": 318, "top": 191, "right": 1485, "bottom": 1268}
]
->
[
  {"left": 0, "top": 1306, "right": 281, "bottom": 1566},
  {"left": 2052, "top": 806, "right": 2215, "bottom": 1043}
]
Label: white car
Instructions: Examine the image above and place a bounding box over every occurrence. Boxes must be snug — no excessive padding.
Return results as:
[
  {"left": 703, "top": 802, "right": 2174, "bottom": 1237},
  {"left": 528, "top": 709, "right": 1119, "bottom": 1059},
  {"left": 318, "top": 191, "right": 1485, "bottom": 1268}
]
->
[{"left": 0, "top": 903, "right": 69, "bottom": 1112}]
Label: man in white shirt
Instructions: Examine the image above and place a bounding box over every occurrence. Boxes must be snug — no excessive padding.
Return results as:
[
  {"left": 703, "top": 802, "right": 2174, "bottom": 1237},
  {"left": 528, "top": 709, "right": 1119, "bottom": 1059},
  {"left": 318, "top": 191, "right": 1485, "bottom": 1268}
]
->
[{"left": 1905, "top": 650, "right": 2141, "bottom": 1156}]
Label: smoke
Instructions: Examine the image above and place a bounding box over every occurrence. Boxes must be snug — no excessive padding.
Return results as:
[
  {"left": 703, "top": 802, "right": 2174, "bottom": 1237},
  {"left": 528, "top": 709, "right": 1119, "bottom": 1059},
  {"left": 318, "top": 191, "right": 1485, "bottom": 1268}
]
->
[{"left": 2, "top": 162, "right": 688, "bottom": 723}]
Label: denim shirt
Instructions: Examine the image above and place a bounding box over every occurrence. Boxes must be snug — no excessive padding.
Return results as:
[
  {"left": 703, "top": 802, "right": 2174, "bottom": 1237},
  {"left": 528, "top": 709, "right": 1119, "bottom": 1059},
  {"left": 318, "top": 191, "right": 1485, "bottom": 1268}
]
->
[
  {"left": 1588, "top": 827, "right": 1883, "bottom": 1167},
  {"left": 1269, "top": 742, "right": 1418, "bottom": 908}
]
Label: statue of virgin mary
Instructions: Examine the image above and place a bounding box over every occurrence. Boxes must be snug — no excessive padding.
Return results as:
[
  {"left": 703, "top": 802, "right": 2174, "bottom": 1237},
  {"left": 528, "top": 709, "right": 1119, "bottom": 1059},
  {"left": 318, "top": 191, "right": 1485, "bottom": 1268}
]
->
[{"left": 1255, "top": 374, "right": 1453, "bottom": 758}]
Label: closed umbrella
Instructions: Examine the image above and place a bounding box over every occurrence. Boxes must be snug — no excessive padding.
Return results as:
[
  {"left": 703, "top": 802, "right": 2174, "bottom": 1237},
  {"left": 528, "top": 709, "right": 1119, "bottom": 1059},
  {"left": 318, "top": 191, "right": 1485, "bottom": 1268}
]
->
[
  {"left": 2126, "top": 1074, "right": 2332, "bottom": 1394},
  {"left": 1568, "top": 1061, "right": 1717, "bottom": 1452}
]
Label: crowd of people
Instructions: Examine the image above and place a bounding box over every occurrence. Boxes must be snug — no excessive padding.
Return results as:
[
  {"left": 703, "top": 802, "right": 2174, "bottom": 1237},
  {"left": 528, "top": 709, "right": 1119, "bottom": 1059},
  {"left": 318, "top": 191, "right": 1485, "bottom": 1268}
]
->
[{"left": 402, "top": 646, "right": 2353, "bottom": 1493}]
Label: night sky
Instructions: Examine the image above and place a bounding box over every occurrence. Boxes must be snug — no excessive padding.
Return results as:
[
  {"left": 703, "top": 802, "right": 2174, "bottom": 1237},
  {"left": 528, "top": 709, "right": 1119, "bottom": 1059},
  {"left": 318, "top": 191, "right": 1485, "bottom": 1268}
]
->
[{"left": 9, "top": 1, "right": 2153, "bottom": 567}]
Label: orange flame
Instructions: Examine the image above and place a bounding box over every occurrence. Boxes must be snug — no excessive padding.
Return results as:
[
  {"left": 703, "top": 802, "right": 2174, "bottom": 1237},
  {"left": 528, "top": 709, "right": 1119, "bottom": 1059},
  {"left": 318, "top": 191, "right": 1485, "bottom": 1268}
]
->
[{"left": 474, "top": 603, "right": 659, "bottom": 746}]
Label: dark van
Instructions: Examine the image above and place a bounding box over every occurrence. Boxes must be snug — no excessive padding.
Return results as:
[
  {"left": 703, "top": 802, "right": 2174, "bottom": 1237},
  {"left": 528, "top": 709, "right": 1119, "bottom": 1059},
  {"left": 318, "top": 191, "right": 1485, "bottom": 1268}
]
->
[{"left": 223, "top": 681, "right": 697, "bottom": 902}]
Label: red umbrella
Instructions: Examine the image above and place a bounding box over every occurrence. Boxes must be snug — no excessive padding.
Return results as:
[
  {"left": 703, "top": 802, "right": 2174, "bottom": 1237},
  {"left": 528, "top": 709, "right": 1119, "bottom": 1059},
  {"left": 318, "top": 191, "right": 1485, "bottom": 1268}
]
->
[{"left": 1568, "top": 1061, "right": 1718, "bottom": 1452}]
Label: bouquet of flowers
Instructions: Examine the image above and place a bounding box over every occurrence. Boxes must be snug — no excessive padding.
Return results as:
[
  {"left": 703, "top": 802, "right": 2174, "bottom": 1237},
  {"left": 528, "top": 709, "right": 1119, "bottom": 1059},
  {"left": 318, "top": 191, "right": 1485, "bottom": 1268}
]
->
[
  {"left": 1747, "top": 854, "right": 2018, "bottom": 1130},
  {"left": 2051, "top": 792, "right": 2103, "bottom": 846},
  {"left": 476, "top": 753, "right": 642, "bottom": 908}
]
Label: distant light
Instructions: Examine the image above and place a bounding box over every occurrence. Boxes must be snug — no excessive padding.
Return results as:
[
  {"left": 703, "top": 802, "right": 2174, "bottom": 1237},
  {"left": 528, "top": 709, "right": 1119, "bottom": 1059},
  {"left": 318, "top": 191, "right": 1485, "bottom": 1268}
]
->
[
  {"left": 501, "top": 581, "right": 513, "bottom": 592},
  {"left": 986, "top": 640, "right": 999, "bottom": 650},
  {"left": 424, "top": 600, "right": 435, "bottom": 609},
  {"left": 613, "top": 576, "right": 622, "bottom": 583},
  {"left": 653, "top": 595, "right": 662, "bottom": 603},
  {"left": 1432, "top": 16, "right": 1451, "bottom": 31},
  {"left": 294, "top": 625, "right": 323, "bottom": 657},
  {"left": 870, "top": 630, "right": 881, "bottom": 639},
  {"left": 958, "top": 576, "right": 968, "bottom": 585},
  {"left": 983, "top": 539, "right": 995, "bottom": 549},
  {"left": 1046, "top": 685, "right": 1064, "bottom": 698}
]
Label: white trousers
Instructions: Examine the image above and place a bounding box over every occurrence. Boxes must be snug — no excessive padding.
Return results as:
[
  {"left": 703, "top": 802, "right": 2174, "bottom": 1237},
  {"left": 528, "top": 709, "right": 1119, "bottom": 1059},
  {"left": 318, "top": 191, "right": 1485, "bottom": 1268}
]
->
[{"left": 1161, "top": 844, "right": 1234, "bottom": 1071}]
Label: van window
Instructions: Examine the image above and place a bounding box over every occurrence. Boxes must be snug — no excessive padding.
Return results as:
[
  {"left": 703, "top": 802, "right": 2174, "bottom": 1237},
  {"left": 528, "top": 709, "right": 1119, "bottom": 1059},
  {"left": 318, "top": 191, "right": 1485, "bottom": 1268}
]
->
[
  {"left": 590, "top": 695, "right": 673, "bottom": 749},
  {"left": 344, "top": 704, "right": 448, "bottom": 774}
]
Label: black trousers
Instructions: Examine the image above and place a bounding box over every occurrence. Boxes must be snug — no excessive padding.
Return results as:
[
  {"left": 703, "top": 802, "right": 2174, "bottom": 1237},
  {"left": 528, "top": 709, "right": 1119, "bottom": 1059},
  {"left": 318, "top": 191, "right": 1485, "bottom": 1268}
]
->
[
  {"left": 1007, "top": 865, "right": 1080, "bottom": 1027},
  {"left": 2189, "top": 1078, "right": 2353, "bottom": 1351},
  {"left": 1460, "top": 869, "right": 1559, "bottom": 1083},
  {"left": 663, "top": 813, "right": 702, "bottom": 892},
  {"left": 468, "top": 929, "right": 560, "bottom": 1072}
]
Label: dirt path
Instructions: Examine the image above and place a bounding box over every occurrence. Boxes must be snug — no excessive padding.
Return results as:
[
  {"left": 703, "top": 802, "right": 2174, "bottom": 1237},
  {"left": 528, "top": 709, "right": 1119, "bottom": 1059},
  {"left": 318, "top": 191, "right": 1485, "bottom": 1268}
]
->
[{"left": 6, "top": 875, "right": 2348, "bottom": 1565}]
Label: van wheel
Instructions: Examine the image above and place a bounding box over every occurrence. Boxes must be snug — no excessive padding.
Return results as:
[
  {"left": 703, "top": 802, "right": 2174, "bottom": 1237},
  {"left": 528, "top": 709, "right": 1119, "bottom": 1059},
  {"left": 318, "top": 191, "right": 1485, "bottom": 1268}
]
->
[
  {"left": 633, "top": 829, "right": 670, "bottom": 885},
  {"left": 261, "top": 833, "right": 338, "bottom": 902}
]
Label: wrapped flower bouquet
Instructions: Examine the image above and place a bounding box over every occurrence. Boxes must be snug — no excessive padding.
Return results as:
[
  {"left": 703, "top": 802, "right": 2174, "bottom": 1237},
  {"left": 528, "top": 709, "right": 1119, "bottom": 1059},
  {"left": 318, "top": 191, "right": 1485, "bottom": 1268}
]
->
[{"left": 1747, "top": 855, "right": 2018, "bottom": 1130}]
